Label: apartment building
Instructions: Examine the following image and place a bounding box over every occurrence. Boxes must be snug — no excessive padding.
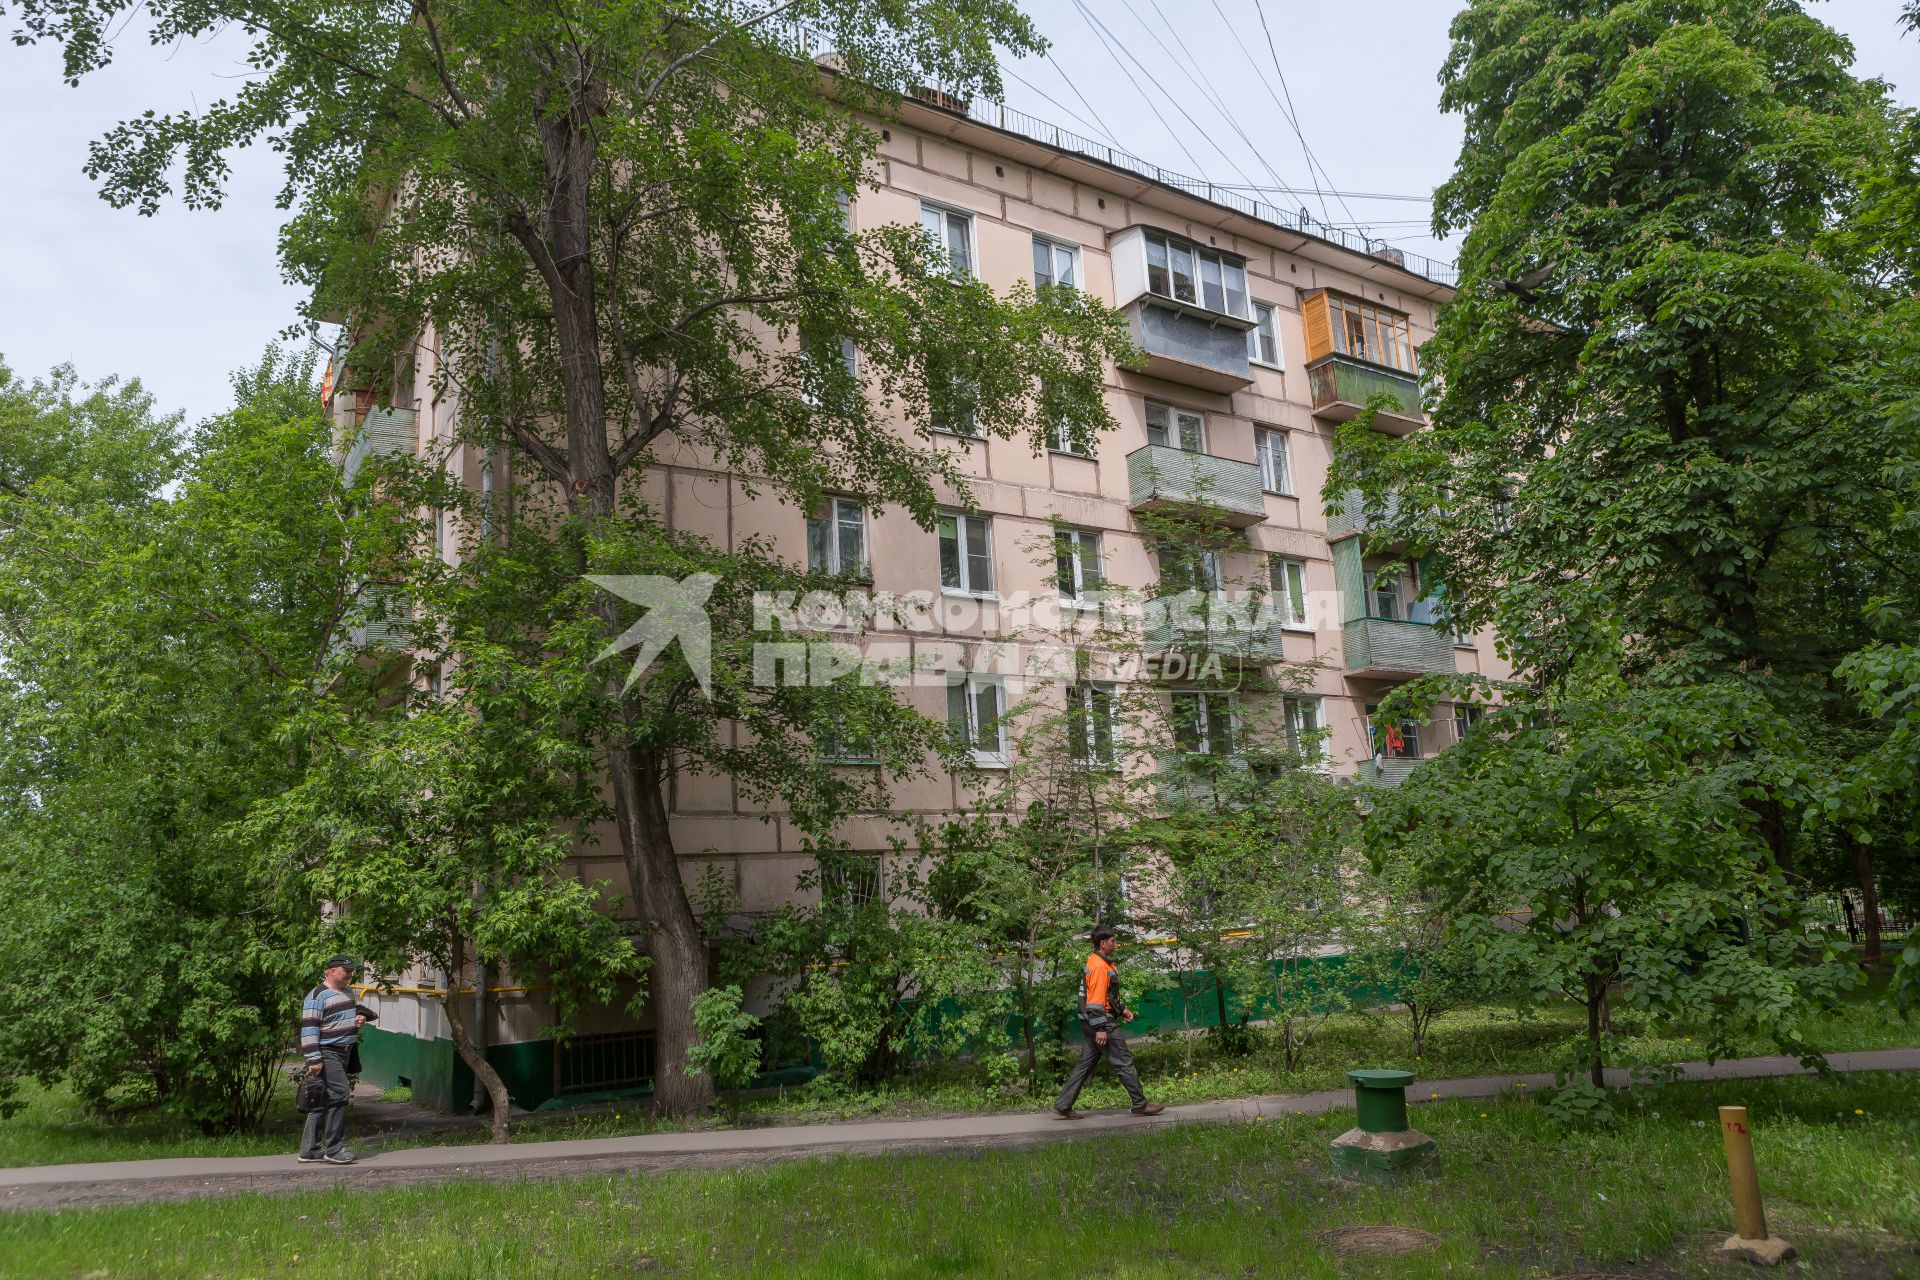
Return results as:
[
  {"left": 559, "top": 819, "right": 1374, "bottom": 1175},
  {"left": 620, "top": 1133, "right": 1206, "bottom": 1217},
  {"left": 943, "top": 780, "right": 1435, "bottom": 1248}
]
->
[{"left": 328, "top": 88, "right": 1510, "bottom": 1110}]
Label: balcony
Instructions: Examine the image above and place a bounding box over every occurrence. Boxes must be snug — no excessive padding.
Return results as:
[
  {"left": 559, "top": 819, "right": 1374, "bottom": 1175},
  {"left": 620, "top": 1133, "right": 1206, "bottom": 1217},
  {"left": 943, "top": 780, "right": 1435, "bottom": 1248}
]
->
[
  {"left": 1127, "top": 445, "right": 1266, "bottom": 528},
  {"left": 1342, "top": 617, "right": 1457, "bottom": 679},
  {"left": 342, "top": 406, "right": 418, "bottom": 485},
  {"left": 1356, "top": 757, "right": 1423, "bottom": 787},
  {"left": 1121, "top": 298, "right": 1254, "bottom": 392},
  {"left": 1307, "top": 355, "right": 1423, "bottom": 434},
  {"left": 1325, "top": 488, "right": 1405, "bottom": 540},
  {"left": 1143, "top": 603, "right": 1288, "bottom": 664}
]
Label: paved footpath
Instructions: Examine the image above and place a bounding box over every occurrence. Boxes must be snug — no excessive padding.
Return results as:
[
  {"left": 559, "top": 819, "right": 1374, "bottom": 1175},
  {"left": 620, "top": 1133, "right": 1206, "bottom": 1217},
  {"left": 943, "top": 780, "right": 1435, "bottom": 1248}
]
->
[{"left": 4, "top": 1047, "right": 1916, "bottom": 1210}]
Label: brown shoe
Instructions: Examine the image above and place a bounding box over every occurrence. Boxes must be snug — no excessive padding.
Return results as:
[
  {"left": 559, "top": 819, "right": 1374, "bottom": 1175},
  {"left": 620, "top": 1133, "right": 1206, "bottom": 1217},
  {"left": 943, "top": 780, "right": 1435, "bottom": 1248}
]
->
[
  {"left": 1053, "top": 1106, "right": 1086, "bottom": 1120},
  {"left": 1130, "top": 1103, "right": 1165, "bottom": 1116}
]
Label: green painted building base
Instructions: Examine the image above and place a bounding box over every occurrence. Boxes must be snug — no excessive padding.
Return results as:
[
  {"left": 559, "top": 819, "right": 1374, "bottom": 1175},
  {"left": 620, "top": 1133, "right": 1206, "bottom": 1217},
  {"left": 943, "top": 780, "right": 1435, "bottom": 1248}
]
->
[{"left": 355, "top": 1025, "right": 554, "bottom": 1113}]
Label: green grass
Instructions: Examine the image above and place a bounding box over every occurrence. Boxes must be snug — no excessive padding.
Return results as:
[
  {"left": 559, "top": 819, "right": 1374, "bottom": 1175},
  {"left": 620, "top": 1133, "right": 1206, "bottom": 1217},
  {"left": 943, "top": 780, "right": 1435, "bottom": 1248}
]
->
[
  {"left": 3, "top": 1073, "right": 1916, "bottom": 1279},
  {"left": 4, "top": 989, "right": 1913, "bottom": 1167}
]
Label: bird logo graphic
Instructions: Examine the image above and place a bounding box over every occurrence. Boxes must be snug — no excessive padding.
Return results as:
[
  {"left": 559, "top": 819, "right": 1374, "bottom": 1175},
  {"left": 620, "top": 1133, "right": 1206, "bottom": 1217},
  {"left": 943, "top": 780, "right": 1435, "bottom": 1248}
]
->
[{"left": 586, "top": 573, "right": 721, "bottom": 697}]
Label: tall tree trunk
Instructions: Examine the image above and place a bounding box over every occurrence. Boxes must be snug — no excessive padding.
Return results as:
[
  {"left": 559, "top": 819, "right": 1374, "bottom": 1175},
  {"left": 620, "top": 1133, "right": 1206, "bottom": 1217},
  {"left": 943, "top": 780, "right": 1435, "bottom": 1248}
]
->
[
  {"left": 444, "top": 934, "right": 511, "bottom": 1143},
  {"left": 520, "top": 90, "right": 715, "bottom": 1118},
  {"left": 1854, "top": 839, "right": 1884, "bottom": 967},
  {"left": 625, "top": 744, "right": 714, "bottom": 1116}
]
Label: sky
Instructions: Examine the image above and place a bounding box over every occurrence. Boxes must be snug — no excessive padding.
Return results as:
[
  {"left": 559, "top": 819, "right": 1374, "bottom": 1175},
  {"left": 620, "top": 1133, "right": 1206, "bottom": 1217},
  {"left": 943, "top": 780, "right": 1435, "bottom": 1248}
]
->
[{"left": 0, "top": 1, "right": 1912, "bottom": 426}]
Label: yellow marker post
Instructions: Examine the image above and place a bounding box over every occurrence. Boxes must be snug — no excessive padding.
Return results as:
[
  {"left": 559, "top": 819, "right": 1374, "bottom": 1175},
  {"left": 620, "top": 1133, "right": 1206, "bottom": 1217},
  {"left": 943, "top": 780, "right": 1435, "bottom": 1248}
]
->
[{"left": 1717, "top": 1106, "right": 1796, "bottom": 1266}]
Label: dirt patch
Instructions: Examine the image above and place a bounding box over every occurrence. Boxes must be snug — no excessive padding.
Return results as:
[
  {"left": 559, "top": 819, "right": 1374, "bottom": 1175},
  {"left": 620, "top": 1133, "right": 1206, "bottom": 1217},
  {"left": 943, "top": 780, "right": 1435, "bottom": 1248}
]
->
[{"left": 1315, "top": 1225, "right": 1443, "bottom": 1257}]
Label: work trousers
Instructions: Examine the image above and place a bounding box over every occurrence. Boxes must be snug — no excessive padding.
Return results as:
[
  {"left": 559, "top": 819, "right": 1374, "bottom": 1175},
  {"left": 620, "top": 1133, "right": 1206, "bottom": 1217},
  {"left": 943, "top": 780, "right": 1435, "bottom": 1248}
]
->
[
  {"left": 1054, "top": 1025, "right": 1147, "bottom": 1111},
  {"left": 299, "top": 1047, "right": 352, "bottom": 1158}
]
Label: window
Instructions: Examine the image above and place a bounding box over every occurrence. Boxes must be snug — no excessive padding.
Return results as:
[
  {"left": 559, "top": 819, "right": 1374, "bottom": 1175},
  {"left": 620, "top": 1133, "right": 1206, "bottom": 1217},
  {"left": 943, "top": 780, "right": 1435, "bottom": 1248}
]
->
[
  {"left": 1370, "top": 572, "right": 1403, "bottom": 621},
  {"left": 817, "top": 719, "right": 878, "bottom": 764},
  {"left": 1043, "top": 380, "right": 1092, "bottom": 457},
  {"left": 1324, "top": 294, "right": 1416, "bottom": 374},
  {"left": 1248, "top": 302, "right": 1281, "bottom": 367},
  {"left": 821, "top": 854, "right": 882, "bottom": 906},
  {"left": 1056, "top": 528, "right": 1103, "bottom": 600},
  {"left": 1256, "top": 427, "right": 1292, "bottom": 495},
  {"left": 929, "top": 354, "right": 978, "bottom": 437},
  {"left": 1270, "top": 556, "right": 1308, "bottom": 628},
  {"left": 948, "top": 675, "right": 1008, "bottom": 763},
  {"left": 1143, "top": 230, "right": 1250, "bottom": 319},
  {"left": 1032, "top": 236, "right": 1079, "bottom": 290},
  {"left": 1455, "top": 703, "right": 1485, "bottom": 737},
  {"left": 1366, "top": 702, "right": 1422, "bottom": 759},
  {"left": 1160, "top": 545, "right": 1221, "bottom": 593},
  {"left": 801, "top": 334, "right": 857, "bottom": 408},
  {"left": 1069, "top": 681, "right": 1119, "bottom": 767},
  {"left": 938, "top": 510, "right": 994, "bottom": 594},
  {"left": 1171, "top": 691, "right": 1236, "bottom": 757},
  {"left": 920, "top": 202, "right": 974, "bottom": 276},
  {"left": 1144, "top": 400, "right": 1205, "bottom": 452},
  {"left": 1282, "top": 696, "right": 1324, "bottom": 761},
  {"left": 807, "top": 497, "right": 868, "bottom": 578}
]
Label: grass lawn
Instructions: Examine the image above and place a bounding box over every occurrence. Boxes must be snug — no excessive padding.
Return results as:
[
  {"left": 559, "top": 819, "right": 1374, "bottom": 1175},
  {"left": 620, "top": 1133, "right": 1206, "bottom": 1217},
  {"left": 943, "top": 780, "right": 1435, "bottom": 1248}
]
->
[
  {"left": 3, "top": 1073, "right": 1916, "bottom": 1279},
  {"left": 3, "top": 985, "right": 1914, "bottom": 1168}
]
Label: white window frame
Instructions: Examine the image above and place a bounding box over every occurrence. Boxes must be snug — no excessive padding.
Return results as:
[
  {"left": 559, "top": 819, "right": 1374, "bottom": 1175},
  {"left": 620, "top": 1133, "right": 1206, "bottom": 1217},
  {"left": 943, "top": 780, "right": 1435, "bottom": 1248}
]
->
[
  {"left": 1249, "top": 301, "right": 1282, "bottom": 368},
  {"left": 1370, "top": 571, "right": 1404, "bottom": 621},
  {"left": 1056, "top": 527, "right": 1103, "bottom": 602},
  {"left": 1366, "top": 701, "right": 1423, "bottom": 760},
  {"left": 938, "top": 510, "right": 995, "bottom": 596},
  {"left": 920, "top": 201, "right": 976, "bottom": 278},
  {"left": 1256, "top": 426, "right": 1293, "bottom": 496},
  {"left": 1142, "top": 230, "right": 1251, "bottom": 320},
  {"left": 1171, "top": 690, "right": 1237, "bottom": 757},
  {"left": 1070, "top": 680, "right": 1120, "bottom": 768},
  {"left": 949, "top": 674, "right": 1009, "bottom": 765},
  {"left": 1032, "top": 235, "right": 1080, "bottom": 291},
  {"left": 1282, "top": 695, "right": 1325, "bottom": 762},
  {"left": 1145, "top": 399, "right": 1205, "bottom": 452},
  {"left": 1271, "top": 555, "right": 1309, "bottom": 629},
  {"left": 807, "top": 496, "right": 868, "bottom": 579}
]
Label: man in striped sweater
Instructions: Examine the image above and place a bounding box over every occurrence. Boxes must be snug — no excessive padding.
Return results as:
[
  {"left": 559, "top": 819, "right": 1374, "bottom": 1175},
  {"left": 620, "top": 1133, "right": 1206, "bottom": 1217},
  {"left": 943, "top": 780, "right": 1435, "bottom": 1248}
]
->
[{"left": 297, "top": 955, "right": 366, "bottom": 1164}]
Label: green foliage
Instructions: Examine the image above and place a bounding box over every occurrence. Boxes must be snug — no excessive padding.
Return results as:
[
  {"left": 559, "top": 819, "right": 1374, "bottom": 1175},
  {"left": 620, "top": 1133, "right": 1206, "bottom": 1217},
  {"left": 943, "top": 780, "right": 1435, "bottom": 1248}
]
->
[
  {"left": 1365, "top": 677, "right": 1857, "bottom": 1116},
  {"left": 0, "top": 350, "right": 349, "bottom": 1132},
  {"left": 685, "top": 986, "right": 763, "bottom": 1095}
]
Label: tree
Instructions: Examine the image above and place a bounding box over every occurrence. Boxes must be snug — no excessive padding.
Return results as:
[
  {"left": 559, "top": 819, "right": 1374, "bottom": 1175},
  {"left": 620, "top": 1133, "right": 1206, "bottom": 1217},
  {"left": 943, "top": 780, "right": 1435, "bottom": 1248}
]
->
[
  {"left": 0, "top": 351, "right": 355, "bottom": 1130},
  {"left": 7, "top": 0, "right": 1134, "bottom": 1114},
  {"left": 1329, "top": 0, "right": 1915, "bottom": 879},
  {"left": 1364, "top": 675, "right": 1855, "bottom": 1117},
  {"left": 1353, "top": 844, "right": 1495, "bottom": 1059}
]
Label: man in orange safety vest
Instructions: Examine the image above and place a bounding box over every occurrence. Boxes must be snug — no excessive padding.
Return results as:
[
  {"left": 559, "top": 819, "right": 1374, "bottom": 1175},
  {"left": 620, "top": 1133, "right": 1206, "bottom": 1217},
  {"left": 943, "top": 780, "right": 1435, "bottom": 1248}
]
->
[{"left": 1053, "top": 927, "right": 1164, "bottom": 1119}]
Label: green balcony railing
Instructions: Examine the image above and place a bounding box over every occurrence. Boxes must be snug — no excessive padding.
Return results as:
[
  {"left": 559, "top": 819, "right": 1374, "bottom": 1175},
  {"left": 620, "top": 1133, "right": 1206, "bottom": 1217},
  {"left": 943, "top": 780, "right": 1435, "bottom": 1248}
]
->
[
  {"left": 1356, "top": 757, "right": 1423, "bottom": 786},
  {"left": 1127, "top": 444, "right": 1266, "bottom": 528},
  {"left": 1325, "top": 488, "right": 1406, "bottom": 540},
  {"left": 1342, "top": 616, "right": 1456, "bottom": 677},
  {"left": 1143, "top": 608, "right": 1289, "bottom": 662},
  {"left": 1307, "top": 355, "right": 1422, "bottom": 431},
  {"left": 342, "top": 406, "right": 418, "bottom": 485}
]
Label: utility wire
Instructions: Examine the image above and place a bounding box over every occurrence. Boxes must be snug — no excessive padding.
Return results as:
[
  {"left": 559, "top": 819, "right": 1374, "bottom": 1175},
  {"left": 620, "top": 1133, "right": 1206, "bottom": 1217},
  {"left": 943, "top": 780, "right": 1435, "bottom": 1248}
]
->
[
  {"left": 1248, "top": 0, "right": 1361, "bottom": 230},
  {"left": 1043, "top": 49, "right": 1125, "bottom": 152},
  {"left": 1064, "top": 0, "right": 1208, "bottom": 174},
  {"left": 1071, "top": 0, "right": 1256, "bottom": 189},
  {"left": 999, "top": 61, "right": 1126, "bottom": 149},
  {"left": 1123, "top": 0, "right": 1301, "bottom": 200}
]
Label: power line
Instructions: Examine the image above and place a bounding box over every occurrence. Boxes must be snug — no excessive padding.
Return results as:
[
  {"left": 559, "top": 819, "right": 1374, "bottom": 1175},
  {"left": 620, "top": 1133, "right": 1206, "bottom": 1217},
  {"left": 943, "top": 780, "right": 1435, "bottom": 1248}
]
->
[
  {"left": 1072, "top": 0, "right": 1262, "bottom": 192},
  {"left": 1043, "top": 49, "right": 1125, "bottom": 153},
  {"left": 1248, "top": 0, "right": 1360, "bottom": 230},
  {"left": 1064, "top": 0, "right": 1208, "bottom": 175},
  {"left": 1122, "top": 0, "right": 1302, "bottom": 201},
  {"left": 999, "top": 61, "right": 1125, "bottom": 150}
]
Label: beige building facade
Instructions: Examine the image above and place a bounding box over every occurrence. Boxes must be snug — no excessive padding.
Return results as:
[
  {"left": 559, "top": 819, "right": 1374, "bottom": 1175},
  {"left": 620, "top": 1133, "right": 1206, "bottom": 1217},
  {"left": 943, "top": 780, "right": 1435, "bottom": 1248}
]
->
[{"left": 332, "top": 91, "right": 1509, "bottom": 1110}]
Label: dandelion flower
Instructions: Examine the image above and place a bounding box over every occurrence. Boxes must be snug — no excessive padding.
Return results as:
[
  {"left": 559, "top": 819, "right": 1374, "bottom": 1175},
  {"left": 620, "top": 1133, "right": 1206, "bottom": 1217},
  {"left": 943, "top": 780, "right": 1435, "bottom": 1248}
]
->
[
  {"left": 1854, "top": 1108, "right": 1864, "bottom": 1116},
  {"left": 1479, "top": 1112, "right": 1488, "bottom": 1118}
]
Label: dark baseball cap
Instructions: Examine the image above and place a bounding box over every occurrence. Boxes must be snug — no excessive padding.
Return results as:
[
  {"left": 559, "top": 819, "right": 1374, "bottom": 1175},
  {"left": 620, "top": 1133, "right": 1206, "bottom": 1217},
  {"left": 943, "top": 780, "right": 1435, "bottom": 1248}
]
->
[{"left": 323, "top": 955, "right": 359, "bottom": 974}]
